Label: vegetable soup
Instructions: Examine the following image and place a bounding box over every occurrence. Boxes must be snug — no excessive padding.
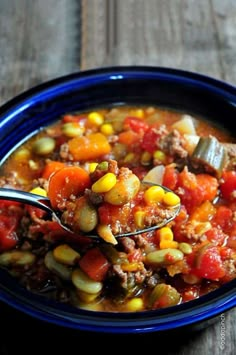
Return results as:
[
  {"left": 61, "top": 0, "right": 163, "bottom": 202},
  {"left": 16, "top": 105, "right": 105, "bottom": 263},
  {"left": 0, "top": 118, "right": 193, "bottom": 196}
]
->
[{"left": 0, "top": 105, "right": 235, "bottom": 312}]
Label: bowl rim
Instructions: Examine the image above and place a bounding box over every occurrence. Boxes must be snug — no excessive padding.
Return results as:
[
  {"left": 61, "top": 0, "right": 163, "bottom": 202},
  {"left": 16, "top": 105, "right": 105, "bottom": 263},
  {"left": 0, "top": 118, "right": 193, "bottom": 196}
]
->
[
  {"left": 1, "top": 65, "right": 236, "bottom": 118},
  {"left": 0, "top": 65, "right": 236, "bottom": 333}
]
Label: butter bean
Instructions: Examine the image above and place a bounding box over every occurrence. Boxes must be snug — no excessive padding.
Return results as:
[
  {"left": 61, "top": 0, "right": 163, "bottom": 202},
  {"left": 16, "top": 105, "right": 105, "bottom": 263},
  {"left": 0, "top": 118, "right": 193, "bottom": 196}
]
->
[
  {"left": 72, "top": 268, "right": 103, "bottom": 294},
  {"left": 146, "top": 248, "right": 184, "bottom": 265},
  {"left": 44, "top": 251, "right": 72, "bottom": 280},
  {"left": 32, "top": 137, "right": 56, "bottom": 155},
  {"left": 104, "top": 173, "right": 140, "bottom": 205},
  {"left": 0, "top": 250, "right": 36, "bottom": 266}
]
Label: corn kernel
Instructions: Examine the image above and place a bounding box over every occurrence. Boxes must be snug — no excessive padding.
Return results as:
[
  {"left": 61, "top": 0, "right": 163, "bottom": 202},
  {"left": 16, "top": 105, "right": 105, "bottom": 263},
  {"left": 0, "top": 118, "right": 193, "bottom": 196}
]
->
[
  {"left": 126, "top": 297, "right": 144, "bottom": 312},
  {"left": 125, "top": 298, "right": 144, "bottom": 312},
  {"left": 121, "top": 262, "right": 143, "bottom": 272},
  {"left": 92, "top": 173, "right": 117, "bottom": 193},
  {"left": 144, "top": 185, "right": 165, "bottom": 204},
  {"left": 163, "top": 191, "right": 180, "bottom": 206},
  {"left": 134, "top": 210, "right": 146, "bottom": 229},
  {"left": 129, "top": 109, "right": 144, "bottom": 118},
  {"left": 100, "top": 123, "right": 114, "bottom": 135},
  {"left": 53, "top": 244, "right": 80, "bottom": 265},
  {"left": 30, "top": 187, "right": 47, "bottom": 197},
  {"left": 160, "top": 240, "right": 179, "bottom": 249},
  {"left": 88, "top": 162, "right": 98, "bottom": 173},
  {"left": 153, "top": 150, "right": 166, "bottom": 162},
  {"left": 88, "top": 112, "right": 104, "bottom": 126},
  {"left": 159, "top": 226, "right": 174, "bottom": 241}
]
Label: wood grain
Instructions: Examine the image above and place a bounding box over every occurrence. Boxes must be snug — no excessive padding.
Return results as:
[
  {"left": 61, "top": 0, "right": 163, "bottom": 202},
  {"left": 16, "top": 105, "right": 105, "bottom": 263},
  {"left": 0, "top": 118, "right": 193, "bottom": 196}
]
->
[
  {"left": 0, "top": 1, "right": 236, "bottom": 354},
  {"left": 0, "top": 0, "right": 80, "bottom": 105},
  {"left": 81, "top": 0, "right": 236, "bottom": 87}
]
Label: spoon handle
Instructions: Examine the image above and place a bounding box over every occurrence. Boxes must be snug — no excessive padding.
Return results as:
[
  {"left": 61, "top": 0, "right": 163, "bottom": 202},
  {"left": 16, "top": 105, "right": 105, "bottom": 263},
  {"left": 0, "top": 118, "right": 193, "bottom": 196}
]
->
[{"left": 0, "top": 188, "right": 52, "bottom": 215}]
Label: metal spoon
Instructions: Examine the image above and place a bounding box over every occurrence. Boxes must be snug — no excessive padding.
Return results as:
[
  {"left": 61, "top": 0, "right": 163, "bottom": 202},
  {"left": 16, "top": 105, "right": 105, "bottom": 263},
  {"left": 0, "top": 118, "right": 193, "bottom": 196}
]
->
[{"left": 0, "top": 185, "right": 180, "bottom": 238}]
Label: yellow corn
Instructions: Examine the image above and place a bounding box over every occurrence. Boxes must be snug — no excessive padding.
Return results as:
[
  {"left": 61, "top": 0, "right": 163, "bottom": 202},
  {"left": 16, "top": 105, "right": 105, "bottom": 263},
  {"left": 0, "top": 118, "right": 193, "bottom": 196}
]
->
[
  {"left": 144, "top": 185, "right": 165, "bottom": 204},
  {"left": 160, "top": 240, "right": 179, "bottom": 249},
  {"left": 153, "top": 150, "right": 166, "bottom": 162},
  {"left": 134, "top": 210, "right": 146, "bottom": 229},
  {"left": 163, "top": 191, "right": 180, "bottom": 206},
  {"left": 121, "top": 262, "right": 144, "bottom": 272},
  {"left": 100, "top": 123, "right": 114, "bottom": 135},
  {"left": 53, "top": 244, "right": 80, "bottom": 265},
  {"left": 159, "top": 226, "right": 174, "bottom": 241},
  {"left": 159, "top": 227, "right": 178, "bottom": 249},
  {"left": 125, "top": 298, "right": 144, "bottom": 312},
  {"left": 92, "top": 173, "right": 117, "bottom": 193},
  {"left": 88, "top": 162, "right": 98, "bottom": 173},
  {"left": 30, "top": 187, "right": 47, "bottom": 197},
  {"left": 129, "top": 109, "right": 144, "bottom": 118},
  {"left": 88, "top": 112, "right": 104, "bottom": 126}
]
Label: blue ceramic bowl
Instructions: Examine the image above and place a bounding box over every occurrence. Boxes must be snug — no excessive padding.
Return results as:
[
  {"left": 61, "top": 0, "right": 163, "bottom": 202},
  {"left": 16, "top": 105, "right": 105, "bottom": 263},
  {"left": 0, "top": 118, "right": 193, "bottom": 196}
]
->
[{"left": 0, "top": 66, "right": 235, "bottom": 334}]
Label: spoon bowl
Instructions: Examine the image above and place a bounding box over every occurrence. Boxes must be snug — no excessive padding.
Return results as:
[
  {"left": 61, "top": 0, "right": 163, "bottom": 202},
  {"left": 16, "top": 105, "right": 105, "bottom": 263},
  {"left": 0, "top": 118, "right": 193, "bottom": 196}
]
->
[{"left": 0, "top": 185, "right": 181, "bottom": 239}]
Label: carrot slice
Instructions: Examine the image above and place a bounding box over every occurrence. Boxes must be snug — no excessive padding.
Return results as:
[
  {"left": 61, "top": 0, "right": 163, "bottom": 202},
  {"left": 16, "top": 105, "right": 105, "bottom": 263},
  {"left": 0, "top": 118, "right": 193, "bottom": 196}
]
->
[
  {"left": 68, "top": 133, "right": 111, "bottom": 161},
  {"left": 48, "top": 166, "right": 91, "bottom": 209},
  {"left": 42, "top": 161, "right": 66, "bottom": 179}
]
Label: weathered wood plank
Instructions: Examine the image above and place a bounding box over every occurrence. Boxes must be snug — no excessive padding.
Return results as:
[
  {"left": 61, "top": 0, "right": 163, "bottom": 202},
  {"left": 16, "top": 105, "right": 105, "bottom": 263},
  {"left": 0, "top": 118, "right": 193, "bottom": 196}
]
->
[
  {"left": 0, "top": 0, "right": 80, "bottom": 105},
  {"left": 81, "top": 0, "right": 236, "bottom": 86}
]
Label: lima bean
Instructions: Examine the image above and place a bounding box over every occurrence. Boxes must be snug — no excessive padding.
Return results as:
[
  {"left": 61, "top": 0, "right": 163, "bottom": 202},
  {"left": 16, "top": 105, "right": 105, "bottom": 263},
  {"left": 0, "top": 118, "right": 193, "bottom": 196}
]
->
[
  {"left": 44, "top": 251, "right": 72, "bottom": 280},
  {"left": 104, "top": 173, "right": 140, "bottom": 205},
  {"left": 72, "top": 268, "right": 103, "bottom": 294},
  {"left": 0, "top": 250, "right": 36, "bottom": 266},
  {"left": 146, "top": 248, "right": 184, "bottom": 265}
]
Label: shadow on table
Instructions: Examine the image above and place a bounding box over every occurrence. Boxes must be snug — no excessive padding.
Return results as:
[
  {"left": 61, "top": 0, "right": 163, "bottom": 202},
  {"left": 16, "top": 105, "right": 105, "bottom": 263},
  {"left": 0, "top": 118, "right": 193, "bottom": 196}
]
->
[{"left": 0, "top": 301, "right": 219, "bottom": 355}]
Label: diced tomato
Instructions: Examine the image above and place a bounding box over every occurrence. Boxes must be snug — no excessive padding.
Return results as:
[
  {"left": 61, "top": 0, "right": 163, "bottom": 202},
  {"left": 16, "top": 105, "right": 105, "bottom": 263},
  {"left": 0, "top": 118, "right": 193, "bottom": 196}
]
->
[
  {"left": 26, "top": 206, "right": 47, "bottom": 219},
  {"left": 141, "top": 127, "right": 161, "bottom": 153},
  {"left": 220, "top": 171, "right": 236, "bottom": 201},
  {"left": 192, "top": 245, "right": 225, "bottom": 280},
  {"left": 0, "top": 215, "right": 19, "bottom": 251},
  {"left": 98, "top": 203, "right": 132, "bottom": 229},
  {"left": 123, "top": 116, "right": 149, "bottom": 133},
  {"left": 0, "top": 200, "right": 21, "bottom": 208},
  {"left": 205, "top": 227, "right": 227, "bottom": 246},
  {"left": 62, "top": 114, "right": 87, "bottom": 124},
  {"left": 177, "top": 169, "right": 218, "bottom": 213},
  {"left": 172, "top": 206, "right": 189, "bottom": 242},
  {"left": 212, "top": 205, "right": 233, "bottom": 231},
  {"left": 79, "top": 247, "right": 110, "bottom": 281},
  {"left": 196, "top": 174, "right": 219, "bottom": 201},
  {"left": 182, "top": 285, "right": 200, "bottom": 302},
  {"left": 162, "top": 165, "right": 179, "bottom": 190}
]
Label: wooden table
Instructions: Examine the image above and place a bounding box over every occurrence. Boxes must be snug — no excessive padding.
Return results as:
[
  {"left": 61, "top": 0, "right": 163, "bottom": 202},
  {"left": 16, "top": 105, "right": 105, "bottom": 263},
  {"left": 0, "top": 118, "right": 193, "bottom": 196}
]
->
[{"left": 0, "top": 1, "right": 235, "bottom": 354}]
